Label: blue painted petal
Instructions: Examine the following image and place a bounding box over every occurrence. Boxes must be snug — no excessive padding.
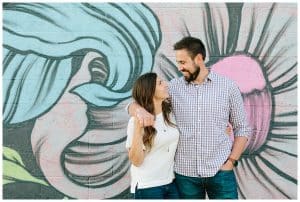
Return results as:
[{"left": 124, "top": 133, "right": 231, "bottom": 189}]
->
[
  {"left": 3, "top": 54, "right": 72, "bottom": 124},
  {"left": 3, "top": 3, "right": 161, "bottom": 124},
  {"left": 70, "top": 83, "right": 131, "bottom": 107}
]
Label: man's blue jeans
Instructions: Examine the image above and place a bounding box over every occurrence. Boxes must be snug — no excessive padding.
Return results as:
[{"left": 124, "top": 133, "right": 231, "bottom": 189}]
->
[
  {"left": 175, "top": 170, "right": 238, "bottom": 199},
  {"left": 134, "top": 180, "right": 179, "bottom": 199}
]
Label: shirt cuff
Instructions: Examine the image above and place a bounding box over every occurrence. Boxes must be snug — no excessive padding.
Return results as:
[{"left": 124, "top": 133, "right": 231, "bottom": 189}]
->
[{"left": 233, "top": 126, "right": 252, "bottom": 137}]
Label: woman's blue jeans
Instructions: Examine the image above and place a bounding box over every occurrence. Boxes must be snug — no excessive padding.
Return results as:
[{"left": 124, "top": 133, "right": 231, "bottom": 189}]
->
[
  {"left": 175, "top": 170, "right": 238, "bottom": 199},
  {"left": 134, "top": 180, "right": 179, "bottom": 199}
]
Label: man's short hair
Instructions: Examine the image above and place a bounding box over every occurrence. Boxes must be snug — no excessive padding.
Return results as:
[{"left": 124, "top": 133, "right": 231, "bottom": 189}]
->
[{"left": 174, "top": 36, "right": 206, "bottom": 60}]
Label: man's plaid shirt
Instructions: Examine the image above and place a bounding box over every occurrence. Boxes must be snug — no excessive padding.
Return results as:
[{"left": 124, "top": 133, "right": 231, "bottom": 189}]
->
[{"left": 169, "top": 71, "right": 251, "bottom": 177}]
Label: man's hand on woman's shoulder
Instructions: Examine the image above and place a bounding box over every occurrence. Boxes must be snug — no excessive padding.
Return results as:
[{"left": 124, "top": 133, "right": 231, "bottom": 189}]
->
[{"left": 136, "top": 108, "right": 155, "bottom": 127}]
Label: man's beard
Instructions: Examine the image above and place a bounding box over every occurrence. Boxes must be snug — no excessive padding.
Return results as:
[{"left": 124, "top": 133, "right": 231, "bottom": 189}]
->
[{"left": 183, "top": 66, "right": 200, "bottom": 83}]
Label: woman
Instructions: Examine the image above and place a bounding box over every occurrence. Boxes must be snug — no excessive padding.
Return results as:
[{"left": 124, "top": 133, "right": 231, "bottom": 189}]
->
[{"left": 126, "top": 72, "right": 180, "bottom": 199}]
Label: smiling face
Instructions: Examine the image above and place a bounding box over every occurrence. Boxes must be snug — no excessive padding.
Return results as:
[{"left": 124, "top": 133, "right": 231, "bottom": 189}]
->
[
  {"left": 175, "top": 49, "right": 201, "bottom": 82},
  {"left": 153, "top": 76, "right": 169, "bottom": 101}
]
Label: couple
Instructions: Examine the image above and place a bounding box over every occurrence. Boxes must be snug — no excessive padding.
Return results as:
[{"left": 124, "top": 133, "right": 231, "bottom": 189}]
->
[{"left": 126, "top": 37, "right": 251, "bottom": 199}]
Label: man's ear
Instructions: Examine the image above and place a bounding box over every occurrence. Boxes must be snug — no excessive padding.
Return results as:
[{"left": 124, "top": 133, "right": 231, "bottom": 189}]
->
[{"left": 195, "top": 53, "right": 204, "bottom": 64}]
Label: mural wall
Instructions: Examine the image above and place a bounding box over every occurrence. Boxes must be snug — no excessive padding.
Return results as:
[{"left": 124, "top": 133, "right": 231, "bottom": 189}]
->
[{"left": 2, "top": 2, "right": 297, "bottom": 199}]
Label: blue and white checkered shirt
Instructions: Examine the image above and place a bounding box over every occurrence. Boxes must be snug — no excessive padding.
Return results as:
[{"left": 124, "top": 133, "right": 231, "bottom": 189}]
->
[{"left": 169, "top": 71, "right": 251, "bottom": 177}]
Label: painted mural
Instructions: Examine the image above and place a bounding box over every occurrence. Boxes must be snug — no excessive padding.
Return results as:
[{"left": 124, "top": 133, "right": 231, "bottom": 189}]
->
[{"left": 2, "top": 2, "right": 297, "bottom": 199}]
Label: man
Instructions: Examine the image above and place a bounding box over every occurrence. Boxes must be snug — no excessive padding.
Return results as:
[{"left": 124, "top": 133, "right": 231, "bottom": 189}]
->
[{"left": 128, "top": 36, "right": 251, "bottom": 199}]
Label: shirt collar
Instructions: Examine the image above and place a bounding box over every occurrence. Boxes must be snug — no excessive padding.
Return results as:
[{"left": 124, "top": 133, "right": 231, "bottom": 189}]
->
[
  {"left": 206, "top": 71, "right": 215, "bottom": 82},
  {"left": 182, "top": 70, "right": 215, "bottom": 85}
]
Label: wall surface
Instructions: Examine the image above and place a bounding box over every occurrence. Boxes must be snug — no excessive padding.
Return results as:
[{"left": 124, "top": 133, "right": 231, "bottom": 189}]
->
[{"left": 2, "top": 2, "right": 297, "bottom": 199}]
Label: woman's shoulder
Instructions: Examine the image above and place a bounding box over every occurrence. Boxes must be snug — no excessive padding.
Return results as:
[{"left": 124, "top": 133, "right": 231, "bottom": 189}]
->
[
  {"left": 128, "top": 116, "right": 136, "bottom": 121},
  {"left": 128, "top": 116, "right": 143, "bottom": 129},
  {"left": 127, "top": 116, "right": 136, "bottom": 127},
  {"left": 129, "top": 115, "right": 140, "bottom": 123}
]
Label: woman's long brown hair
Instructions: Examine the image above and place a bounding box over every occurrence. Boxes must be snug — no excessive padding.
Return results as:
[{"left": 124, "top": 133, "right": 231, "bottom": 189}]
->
[{"left": 132, "top": 72, "right": 175, "bottom": 151}]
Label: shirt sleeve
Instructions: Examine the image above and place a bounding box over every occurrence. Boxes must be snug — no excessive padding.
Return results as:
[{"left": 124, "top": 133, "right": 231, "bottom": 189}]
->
[
  {"left": 125, "top": 117, "right": 146, "bottom": 150},
  {"left": 125, "top": 117, "right": 135, "bottom": 149},
  {"left": 124, "top": 98, "right": 134, "bottom": 114},
  {"left": 229, "top": 83, "right": 252, "bottom": 138}
]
